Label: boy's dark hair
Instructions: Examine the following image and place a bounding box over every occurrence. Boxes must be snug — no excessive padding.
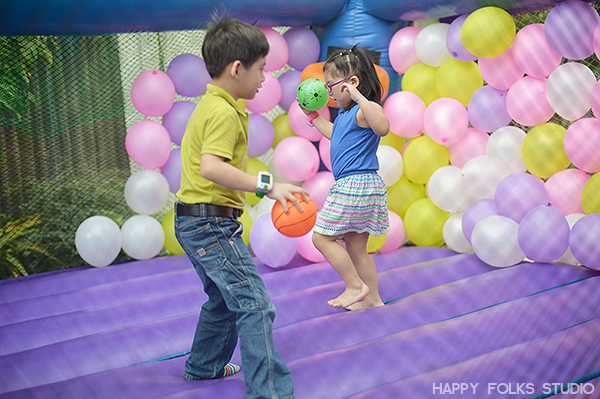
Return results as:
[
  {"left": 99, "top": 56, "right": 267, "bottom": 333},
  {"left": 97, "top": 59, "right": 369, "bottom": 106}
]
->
[
  {"left": 324, "top": 44, "right": 384, "bottom": 109},
  {"left": 202, "top": 14, "right": 269, "bottom": 78}
]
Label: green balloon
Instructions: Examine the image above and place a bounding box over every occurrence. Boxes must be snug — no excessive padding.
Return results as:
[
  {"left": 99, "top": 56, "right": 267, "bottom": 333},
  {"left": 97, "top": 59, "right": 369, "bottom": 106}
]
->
[{"left": 297, "top": 78, "right": 328, "bottom": 111}]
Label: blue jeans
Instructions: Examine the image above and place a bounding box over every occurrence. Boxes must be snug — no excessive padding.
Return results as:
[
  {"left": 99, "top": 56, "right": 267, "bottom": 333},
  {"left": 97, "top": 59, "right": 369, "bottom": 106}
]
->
[{"left": 174, "top": 210, "right": 295, "bottom": 399}]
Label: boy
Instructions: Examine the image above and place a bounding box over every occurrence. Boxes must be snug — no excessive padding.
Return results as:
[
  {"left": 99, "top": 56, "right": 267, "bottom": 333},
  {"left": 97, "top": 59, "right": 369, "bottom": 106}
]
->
[{"left": 174, "top": 15, "right": 304, "bottom": 399}]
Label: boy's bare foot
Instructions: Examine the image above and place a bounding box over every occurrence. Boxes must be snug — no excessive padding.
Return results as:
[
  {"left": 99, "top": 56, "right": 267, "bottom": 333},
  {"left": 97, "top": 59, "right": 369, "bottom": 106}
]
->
[
  {"left": 327, "top": 284, "right": 370, "bottom": 308},
  {"left": 345, "top": 300, "right": 385, "bottom": 311}
]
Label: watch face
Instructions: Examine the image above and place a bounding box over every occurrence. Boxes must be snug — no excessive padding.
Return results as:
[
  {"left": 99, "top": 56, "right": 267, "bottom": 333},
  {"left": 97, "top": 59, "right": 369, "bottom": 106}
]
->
[{"left": 261, "top": 174, "right": 271, "bottom": 183}]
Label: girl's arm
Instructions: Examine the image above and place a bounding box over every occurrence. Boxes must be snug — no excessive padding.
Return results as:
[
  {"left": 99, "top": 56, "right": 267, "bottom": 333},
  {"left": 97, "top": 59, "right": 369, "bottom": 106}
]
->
[
  {"left": 298, "top": 102, "right": 334, "bottom": 140},
  {"left": 343, "top": 84, "right": 390, "bottom": 137}
]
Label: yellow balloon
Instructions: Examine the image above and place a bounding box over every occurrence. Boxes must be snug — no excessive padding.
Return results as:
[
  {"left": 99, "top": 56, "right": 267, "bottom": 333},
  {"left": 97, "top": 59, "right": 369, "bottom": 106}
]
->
[
  {"left": 367, "top": 233, "right": 387, "bottom": 253},
  {"left": 522, "top": 123, "right": 570, "bottom": 179},
  {"left": 436, "top": 59, "right": 483, "bottom": 107},
  {"left": 380, "top": 132, "right": 405, "bottom": 151},
  {"left": 239, "top": 209, "right": 253, "bottom": 245},
  {"left": 272, "top": 113, "right": 297, "bottom": 148},
  {"left": 402, "top": 63, "right": 440, "bottom": 106},
  {"left": 582, "top": 172, "right": 600, "bottom": 214},
  {"left": 161, "top": 208, "right": 186, "bottom": 255},
  {"left": 403, "top": 135, "right": 449, "bottom": 184},
  {"left": 246, "top": 158, "right": 270, "bottom": 206},
  {"left": 404, "top": 198, "right": 449, "bottom": 246},
  {"left": 387, "top": 174, "right": 427, "bottom": 218},
  {"left": 461, "top": 6, "right": 516, "bottom": 58}
]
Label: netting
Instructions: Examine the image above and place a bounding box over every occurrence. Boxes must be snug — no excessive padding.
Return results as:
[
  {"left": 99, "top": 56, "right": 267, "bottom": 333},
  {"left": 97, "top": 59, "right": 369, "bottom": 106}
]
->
[{"left": 1, "top": 6, "right": 599, "bottom": 279}]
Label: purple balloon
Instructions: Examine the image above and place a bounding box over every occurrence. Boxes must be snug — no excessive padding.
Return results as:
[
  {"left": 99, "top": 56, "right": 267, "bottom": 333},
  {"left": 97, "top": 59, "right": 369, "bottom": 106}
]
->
[
  {"left": 160, "top": 148, "right": 182, "bottom": 193},
  {"left": 166, "top": 53, "right": 211, "bottom": 97},
  {"left": 462, "top": 199, "right": 498, "bottom": 244},
  {"left": 446, "top": 14, "right": 478, "bottom": 61},
  {"left": 495, "top": 173, "right": 548, "bottom": 223},
  {"left": 249, "top": 213, "right": 299, "bottom": 268},
  {"left": 544, "top": 0, "right": 600, "bottom": 60},
  {"left": 569, "top": 213, "right": 600, "bottom": 270},
  {"left": 468, "top": 85, "right": 511, "bottom": 133},
  {"left": 248, "top": 114, "right": 275, "bottom": 158},
  {"left": 283, "top": 27, "right": 320, "bottom": 71},
  {"left": 517, "top": 205, "right": 569, "bottom": 263},
  {"left": 278, "top": 69, "right": 302, "bottom": 111},
  {"left": 161, "top": 100, "right": 196, "bottom": 146}
]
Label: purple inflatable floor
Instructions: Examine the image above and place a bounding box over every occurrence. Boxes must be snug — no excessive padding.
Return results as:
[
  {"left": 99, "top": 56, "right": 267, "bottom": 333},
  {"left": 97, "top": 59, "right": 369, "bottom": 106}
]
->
[{"left": 1, "top": 246, "right": 600, "bottom": 399}]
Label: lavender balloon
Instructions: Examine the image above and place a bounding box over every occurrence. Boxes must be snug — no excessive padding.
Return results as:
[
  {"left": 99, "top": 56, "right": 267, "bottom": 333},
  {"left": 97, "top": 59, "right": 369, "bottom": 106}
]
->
[
  {"left": 248, "top": 114, "right": 275, "bottom": 158},
  {"left": 162, "top": 100, "right": 196, "bottom": 146},
  {"left": 544, "top": 0, "right": 600, "bottom": 60},
  {"left": 278, "top": 70, "right": 302, "bottom": 111},
  {"left": 569, "top": 214, "right": 600, "bottom": 270},
  {"left": 283, "top": 27, "right": 320, "bottom": 71},
  {"left": 468, "top": 85, "right": 511, "bottom": 133},
  {"left": 517, "top": 205, "right": 569, "bottom": 262},
  {"left": 249, "top": 213, "right": 299, "bottom": 268},
  {"left": 446, "top": 14, "right": 477, "bottom": 61},
  {"left": 495, "top": 173, "right": 548, "bottom": 223},
  {"left": 160, "top": 148, "right": 182, "bottom": 194},
  {"left": 462, "top": 199, "right": 498, "bottom": 244},
  {"left": 167, "top": 53, "right": 211, "bottom": 97}
]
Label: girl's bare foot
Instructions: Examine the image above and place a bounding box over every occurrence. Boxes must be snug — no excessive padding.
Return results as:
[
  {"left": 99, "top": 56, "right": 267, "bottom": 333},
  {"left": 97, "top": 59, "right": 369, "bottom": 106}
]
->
[
  {"left": 345, "top": 300, "right": 385, "bottom": 311},
  {"left": 327, "top": 284, "right": 370, "bottom": 308}
]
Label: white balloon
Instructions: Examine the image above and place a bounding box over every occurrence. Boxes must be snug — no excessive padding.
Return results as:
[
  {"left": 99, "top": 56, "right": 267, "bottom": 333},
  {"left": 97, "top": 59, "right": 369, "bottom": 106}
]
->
[
  {"left": 377, "top": 145, "right": 403, "bottom": 186},
  {"left": 471, "top": 215, "right": 525, "bottom": 267},
  {"left": 415, "top": 23, "right": 452, "bottom": 67},
  {"left": 461, "top": 155, "right": 511, "bottom": 199},
  {"left": 428, "top": 165, "right": 472, "bottom": 212},
  {"left": 121, "top": 215, "right": 165, "bottom": 260},
  {"left": 75, "top": 216, "right": 122, "bottom": 267},
  {"left": 486, "top": 126, "right": 527, "bottom": 174},
  {"left": 546, "top": 62, "right": 596, "bottom": 121},
  {"left": 443, "top": 212, "right": 473, "bottom": 253},
  {"left": 124, "top": 170, "right": 170, "bottom": 215},
  {"left": 556, "top": 213, "right": 586, "bottom": 265}
]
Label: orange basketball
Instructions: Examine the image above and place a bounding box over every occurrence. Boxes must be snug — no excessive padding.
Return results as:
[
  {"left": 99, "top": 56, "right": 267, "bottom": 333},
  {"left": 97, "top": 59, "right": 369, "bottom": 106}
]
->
[{"left": 271, "top": 193, "right": 317, "bottom": 237}]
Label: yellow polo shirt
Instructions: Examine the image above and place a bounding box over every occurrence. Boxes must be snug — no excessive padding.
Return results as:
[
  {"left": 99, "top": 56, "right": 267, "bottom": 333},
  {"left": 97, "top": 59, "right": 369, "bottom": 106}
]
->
[{"left": 176, "top": 84, "right": 248, "bottom": 208}]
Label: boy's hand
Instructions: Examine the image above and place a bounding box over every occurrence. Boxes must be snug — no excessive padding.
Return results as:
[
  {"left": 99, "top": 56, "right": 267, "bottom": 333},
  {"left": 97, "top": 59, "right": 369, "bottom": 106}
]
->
[{"left": 267, "top": 182, "right": 309, "bottom": 213}]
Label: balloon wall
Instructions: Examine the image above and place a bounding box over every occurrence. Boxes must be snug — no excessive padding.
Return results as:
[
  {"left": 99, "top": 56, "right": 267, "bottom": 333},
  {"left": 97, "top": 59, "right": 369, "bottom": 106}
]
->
[{"left": 76, "top": 0, "right": 600, "bottom": 273}]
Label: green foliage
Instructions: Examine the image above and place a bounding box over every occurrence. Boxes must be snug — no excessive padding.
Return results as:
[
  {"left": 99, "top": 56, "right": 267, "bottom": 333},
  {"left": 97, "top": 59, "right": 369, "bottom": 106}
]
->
[
  {"left": 0, "top": 166, "right": 136, "bottom": 279},
  {"left": 0, "top": 36, "right": 58, "bottom": 126}
]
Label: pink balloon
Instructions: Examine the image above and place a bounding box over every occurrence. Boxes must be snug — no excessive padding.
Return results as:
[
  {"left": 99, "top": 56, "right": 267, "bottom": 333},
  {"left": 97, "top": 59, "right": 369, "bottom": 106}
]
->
[
  {"left": 446, "top": 14, "right": 477, "bottom": 61},
  {"left": 166, "top": 53, "right": 211, "bottom": 97},
  {"left": 278, "top": 70, "right": 301, "bottom": 111},
  {"left": 423, "top": 97, "right": 468, "bottom": 145},
  {"left": 478, "top": 46, "right": 524, "bottom": 91},
  {"left": 273, "top": 136, "right": 320, "bottom": 182},
  {"left": 162, "top": 100, "right": 196, "bottom": 146},
  {"left": 246, "top": 73, "right": 282, "bottom": 114},
  {"left": 511, "top": 24, "right": 562, "bottom": 78},
  {"left": 448, "top": 127, "right": 489, "bottom": 168},
  {"left": 388, "top": 26, "right": 422, "bottom": 74},
  {"left": 160, "top": 148, "right": 182, "bottom": 193},
  {"left": 467, "top": 85, "right": 511, "bottom": 133},
  {"left": 131, "top": 70, "right": 175, "bottom": 117},
  {"left": 564, "top": 118, "right": 600, "bottom": 173},
  {"left": 126, "top": 120, "right": 172, "bottom": 169},
  {"left": 591, "top": 80, "right": 600, "bottom": 118},
  {"left": 594, "top": 23, "right": 600, "bottom": 62},
  {"left": 248, "top": 114, "right": 274, "bottom": 158},
  {"left": 302, "top": 171, "right": 335, "bottom": 210},
  {"left": 283, "top": 27, "right": 320, "bottom": 71},
  {"left": 319, "top": 136, "right": 332, "bottom": 171},
  {"left": 545, "top": 168, "right": 590, "bottom": 216},
  {"left": 382, "top": 91, "right": 426, "bottom": 138},
  {"left": 379, "top": 210, "right": 406, "bottom": 253},
  {"left": 297, "top": 228, "right": 326, "bottom": 263},
  {"left": 260, "top": 27, "right": 289, "bottom": 72},
  {"left": 288, "top": 101, "right": 330, "bottom": 141},
  {"left": 506, "top": 76, "right": 555, "bottom": 127}
]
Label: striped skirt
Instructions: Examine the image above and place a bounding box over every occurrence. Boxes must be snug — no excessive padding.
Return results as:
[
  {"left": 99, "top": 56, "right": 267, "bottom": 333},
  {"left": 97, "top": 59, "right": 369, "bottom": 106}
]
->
[{"left": 314, "top": 172, "right": 389, "bottom": 237}]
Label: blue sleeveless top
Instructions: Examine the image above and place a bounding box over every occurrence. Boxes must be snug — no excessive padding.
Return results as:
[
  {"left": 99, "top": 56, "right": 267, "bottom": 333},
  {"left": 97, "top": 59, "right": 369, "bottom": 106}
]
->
[{"left": 330, "top": 104, "right": 381, "bottom": 180}]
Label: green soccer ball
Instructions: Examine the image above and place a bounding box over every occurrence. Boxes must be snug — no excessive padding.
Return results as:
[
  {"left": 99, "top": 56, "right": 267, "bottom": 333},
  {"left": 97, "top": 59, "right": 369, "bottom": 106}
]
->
[{"left": 297, "top": 78, "right": 329, "bottom": 111}]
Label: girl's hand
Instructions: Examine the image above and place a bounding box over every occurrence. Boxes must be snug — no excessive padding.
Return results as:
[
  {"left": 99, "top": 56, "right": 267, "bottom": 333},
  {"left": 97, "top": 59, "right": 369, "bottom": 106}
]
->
[
  {"left": 340, "top": 82, "right": 364, "bottom": 103},
  {"left": 297, "top": 100, "right": 313, "bottom": 116}
]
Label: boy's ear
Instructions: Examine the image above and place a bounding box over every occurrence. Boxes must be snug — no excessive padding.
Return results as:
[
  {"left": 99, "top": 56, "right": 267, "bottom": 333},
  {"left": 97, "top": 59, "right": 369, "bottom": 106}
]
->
[{"left": 228, "top": 60, "right": 243, "bottom": 79}]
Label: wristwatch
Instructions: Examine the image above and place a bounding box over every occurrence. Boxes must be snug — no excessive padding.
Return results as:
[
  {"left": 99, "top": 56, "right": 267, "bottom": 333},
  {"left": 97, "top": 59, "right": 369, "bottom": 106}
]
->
[
  {"left": 256, "top": 171, "right": 273, "bottom": 198},
  {"left": 305, "top": 111, "right": 320, "bottom": 127}
]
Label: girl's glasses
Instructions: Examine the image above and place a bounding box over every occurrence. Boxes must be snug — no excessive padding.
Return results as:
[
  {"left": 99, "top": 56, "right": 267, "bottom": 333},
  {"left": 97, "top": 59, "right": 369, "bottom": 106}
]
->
[{"left": 325, "top": 76, "right": 354, "bottom": 94}]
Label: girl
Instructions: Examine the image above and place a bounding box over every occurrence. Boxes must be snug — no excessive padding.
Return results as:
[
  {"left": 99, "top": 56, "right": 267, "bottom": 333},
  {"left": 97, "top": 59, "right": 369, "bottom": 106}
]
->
[{"left": 302, "top": 45, "right": 390, "bottom": 310}]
